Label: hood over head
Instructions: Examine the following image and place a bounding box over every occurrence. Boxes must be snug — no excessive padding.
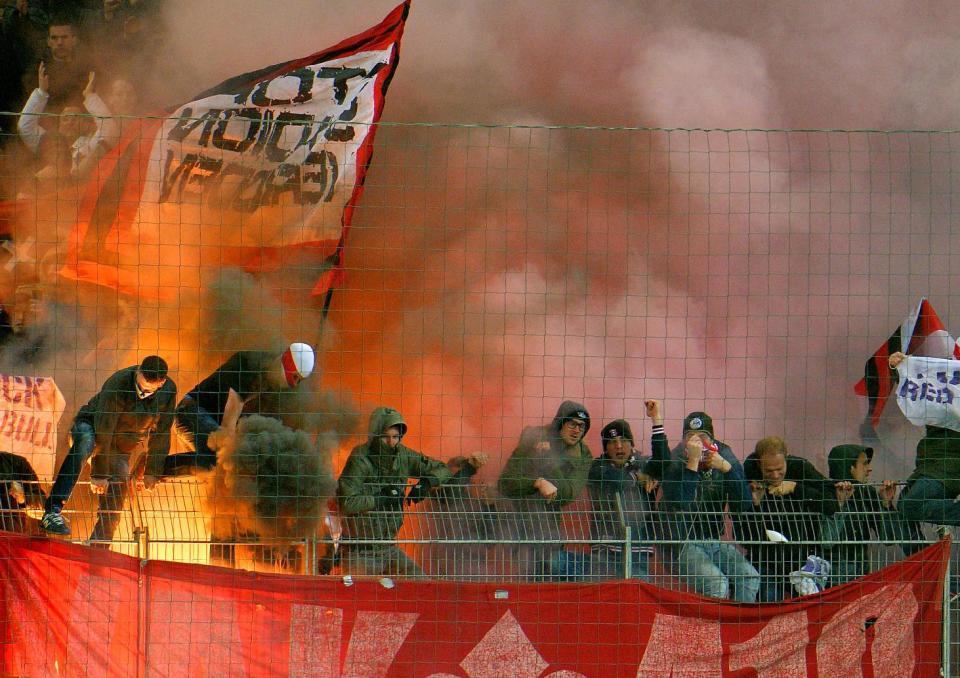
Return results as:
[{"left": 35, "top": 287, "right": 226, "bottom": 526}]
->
[
  {"left": 549, "top": 400, "right": 591, "bottom": 436},
  {"left": 367, "top": 406, "right": 408, "bottom": 440}
]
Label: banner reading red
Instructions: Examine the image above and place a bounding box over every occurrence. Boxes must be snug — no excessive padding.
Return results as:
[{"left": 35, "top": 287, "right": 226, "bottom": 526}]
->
[{"left": 0, "top": 533, "right": 948, "bottom": 677}]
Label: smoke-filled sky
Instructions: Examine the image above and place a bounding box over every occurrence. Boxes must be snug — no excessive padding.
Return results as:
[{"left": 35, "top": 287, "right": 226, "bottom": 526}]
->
[{"left": 107, "top": 1, "right": 960, "bottom": 477}]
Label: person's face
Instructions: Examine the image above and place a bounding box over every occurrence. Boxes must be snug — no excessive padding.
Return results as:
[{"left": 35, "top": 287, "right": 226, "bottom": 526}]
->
[
  {"left": 47, "top": 25, "right": 77, "bottom": 61},
  {"left": 684, "top": 431, "right": 708, "bottom": 452},
  {"left": 104, "top": 0, "right": 122, "bottom": 12},
  {"left": 379, "top": 425, "right": 402, "bottom": 450},
  {"left": 850, "top": 452, "right": 872, "bottom": 483},
  {"left": 560, "top": 418, "right": 586, "bottom": 446},
  {"left": 604, "top": 436, "right": 632, "bottom": 466},
  {"left": 135, "top": 370, "right": 166, "bottom": 398},
  {"left": 106, "top": 78, "right": 137, "bottom": 115},
  {"left": 15, "top": 0, "right": 28, "bottom": 15},
  {"left": 760, "top": 453, "right": 787, "bottom": 487}
]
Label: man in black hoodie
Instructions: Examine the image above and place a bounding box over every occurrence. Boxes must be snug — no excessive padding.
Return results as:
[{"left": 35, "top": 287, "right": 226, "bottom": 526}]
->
[
  {"left": 743, "top": 437, "right": 850, "bottom": 601},
  {"left": 888, "top": 351, "right": 960, "bottom": 526},
  {"left": 587, "top": 400, "right": 670, "bottom": 580},
  {"left": 498, "top": 400, "right": 592, "bottom": 581},
  {"left": 162, "top": 343, "right": 314, "bottom": 477},
  {"left": 662, "top": 411, "right": 760, "bottom": 602},
  {"left": 823, "top": 443, "right": 924, "bottom": 585}
]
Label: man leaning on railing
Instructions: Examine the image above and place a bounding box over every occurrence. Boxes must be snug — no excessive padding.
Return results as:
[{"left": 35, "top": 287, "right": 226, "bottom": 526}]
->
[
  {"left": 821, "top": 443, "right": 924, "bottom": 586},
  {"left": 337, "top": 406, "right": 485, "bottom": 579},
  {"left": 661, "top": 411, "right": 760, "bottom": 602},
  {"left": 743, "top": 437, "right": 851, "bottom": 602},
  {"left": 586, "top": 400, "right": 670, "bottom": 581},
  {"left": 497, "top": 401, "right": 593, "bottom": 581}
]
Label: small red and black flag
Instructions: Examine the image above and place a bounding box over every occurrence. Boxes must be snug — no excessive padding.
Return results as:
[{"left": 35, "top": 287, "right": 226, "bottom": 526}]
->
[{"left": 854, "top": 297, "right": 959, "bottom": 429}]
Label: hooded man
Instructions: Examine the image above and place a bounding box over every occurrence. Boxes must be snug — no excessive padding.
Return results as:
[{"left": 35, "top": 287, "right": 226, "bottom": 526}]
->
[
  {"left": 497, "top": 400, "right": 593, "bottom": 580},
  {"left": 587, "top": 400, "right": 670, "bottom": 580},
  {"left": 337, "top": 407, "right": 485, "bottom": 578},
  {"left": 823, "top": 443, "right": 924, "bottom": 585},
  {"left": 162, "top": 343, "right": 315, "bottom": 477},
  {"left": 661, "top": 411, "right": 760, "bottom": 602}
]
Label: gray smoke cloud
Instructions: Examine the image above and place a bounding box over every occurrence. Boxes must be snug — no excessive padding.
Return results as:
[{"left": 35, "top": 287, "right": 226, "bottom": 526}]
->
[{"left": 202, "top": 414, "right": 336, "bottom": 540}]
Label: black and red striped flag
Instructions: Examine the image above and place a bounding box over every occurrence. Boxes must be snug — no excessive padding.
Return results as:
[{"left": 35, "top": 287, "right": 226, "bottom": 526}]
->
[{"left": 854, "top": 297, "right": 960, "bottom": 428}]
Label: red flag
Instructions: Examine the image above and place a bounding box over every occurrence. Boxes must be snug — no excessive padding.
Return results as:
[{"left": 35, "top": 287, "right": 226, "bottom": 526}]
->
[
  {"left": 57, "top": 1, "right": 410, "bottom": 301},
  {"left": 854, "top": 297, "right": 959, "bottom": 427}
]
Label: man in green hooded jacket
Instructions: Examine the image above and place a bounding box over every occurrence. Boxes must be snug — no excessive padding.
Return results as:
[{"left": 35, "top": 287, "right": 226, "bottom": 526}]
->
[
  {"left": 497, "top": 400, "right": 593, "bottom": 580},
  {"left": 337, "top": 406, "right": 486, "bottom": 578}
]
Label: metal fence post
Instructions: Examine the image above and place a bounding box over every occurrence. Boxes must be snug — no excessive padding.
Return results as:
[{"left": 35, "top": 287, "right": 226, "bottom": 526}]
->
[
  {"left": 943, "top": 534, "right": 952, "bottom": 678},
  {"left": 623, "top": 526, "right": 632, "bottom": 580}
]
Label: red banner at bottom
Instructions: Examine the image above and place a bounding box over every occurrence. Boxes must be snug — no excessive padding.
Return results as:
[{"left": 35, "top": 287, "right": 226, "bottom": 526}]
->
[{"left": 0, "top": 534, "right": 948, "bottom": 677}]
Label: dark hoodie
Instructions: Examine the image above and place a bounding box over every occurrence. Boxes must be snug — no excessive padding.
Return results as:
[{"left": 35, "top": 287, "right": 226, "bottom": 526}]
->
[
  {"left": 337, "top": 407, "right": 452, "bottom": 543},
  {"left": 908, "top": 425, "right": 960, "bottom": 496},
  {"left": 741, "top": 453, "right": 839, "bottom": 595},
  {"left": 497, "top": 400, "right": 593, "bottom": 506},
  {"left": 588, "top": 419, "right": 669, "bottom": 551},
  {"left": 823, "top": 444, "right": 921, "bottom": 584},
  {"left": 662, "top": 437, "right": 753, "bottom": 542}
]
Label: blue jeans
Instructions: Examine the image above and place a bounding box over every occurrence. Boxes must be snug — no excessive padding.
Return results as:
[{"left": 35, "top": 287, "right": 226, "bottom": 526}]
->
[
  {"left": 899, "top": 476, "right": 960, "bottom": 526},
  {"left": 539, "top": 548, "right": 589, "bottom": 582},
  {"left": 45, "top": 419, "right": 95, "bottom": 514},
  {"left": 163, "top": 396, "right": 220, "bottom": 476},
  {"left": 590, "top": 548, "right": 651, "bottom": 581},
  {"left": 44, "top": 418, "right": 132, "bottom": 542},
  {"left": 677, "top": 541, "right": 760, "bottom": 602}
]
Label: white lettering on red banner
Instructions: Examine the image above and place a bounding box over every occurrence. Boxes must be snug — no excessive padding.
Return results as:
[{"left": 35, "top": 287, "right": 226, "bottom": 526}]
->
[
  {"left": 0, "top": 535, "right": 948, "bottom": 677},
  {"left": 0, "top": 373, "right": 64, "bottom": 479}
]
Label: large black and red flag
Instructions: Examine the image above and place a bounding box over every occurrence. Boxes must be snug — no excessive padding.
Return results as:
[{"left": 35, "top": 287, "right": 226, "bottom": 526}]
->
[
  {"left": 58, "top": 1, "right": 410, "bottom": 302},
  {"left": 854, "top": 297, "right": 960, "bottom": 428}
]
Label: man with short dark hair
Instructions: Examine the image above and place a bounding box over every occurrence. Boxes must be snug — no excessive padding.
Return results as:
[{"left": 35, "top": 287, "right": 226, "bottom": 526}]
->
[
  {"left": 162, "top": 343, "right": 315, "bottom": 477},
  {"left": 823, "top": 443, "right": 923, "bottom": 585},
  {"left": 35, "top": 16, "right": 90, "bottom": 107},
  {"left": 41, "top": 355, "right": 177, "bottom": 538}
]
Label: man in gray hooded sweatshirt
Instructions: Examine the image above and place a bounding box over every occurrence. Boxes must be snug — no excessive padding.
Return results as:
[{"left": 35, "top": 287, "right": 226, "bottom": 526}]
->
[{"left": 337, "top": 406, "right": 485, "bottom": 578}]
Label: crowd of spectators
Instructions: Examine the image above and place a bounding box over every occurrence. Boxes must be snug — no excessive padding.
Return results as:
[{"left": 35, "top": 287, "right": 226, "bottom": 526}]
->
[
  {"left": 0, "top": 0, "right": 162, "bottom": 178},
  {"left": 0, "top": 346, "right": 949, "bottom": 602}
]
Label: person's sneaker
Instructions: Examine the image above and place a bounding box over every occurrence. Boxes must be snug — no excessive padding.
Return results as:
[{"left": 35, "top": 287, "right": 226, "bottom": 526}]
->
[{"left": 40, "top": 510, "right": 70, "bottom": 535}]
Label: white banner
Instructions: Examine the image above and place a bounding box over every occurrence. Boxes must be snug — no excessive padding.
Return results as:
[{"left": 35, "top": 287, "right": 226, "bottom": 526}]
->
[
  {"left": 895, "top": 356, "right": 960, "bottom": 432},
  {"left": 0, "top": 374, "right": 66, "bottom": 480}
]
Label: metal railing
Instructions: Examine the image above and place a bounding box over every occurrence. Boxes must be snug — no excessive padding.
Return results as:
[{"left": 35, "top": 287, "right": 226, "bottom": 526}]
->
[{"left": 2, "top": 477, "right": 957, "bottom": 672}]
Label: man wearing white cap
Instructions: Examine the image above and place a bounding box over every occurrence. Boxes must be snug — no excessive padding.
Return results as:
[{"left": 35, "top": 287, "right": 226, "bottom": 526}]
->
[{"left": 162, "top": 343, "right": 316, "bottom": 477}]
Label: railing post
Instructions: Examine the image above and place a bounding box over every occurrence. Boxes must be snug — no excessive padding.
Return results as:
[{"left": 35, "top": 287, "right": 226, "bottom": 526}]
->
[
  {"left": 623, "top": 526, "right": 632, "bottom": 580},
  {"left": 942, "top": 530, "right": 952, "bottom": 678},
  {"left": 136, "top": 526, "right": 150, "bottom": 562}
]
